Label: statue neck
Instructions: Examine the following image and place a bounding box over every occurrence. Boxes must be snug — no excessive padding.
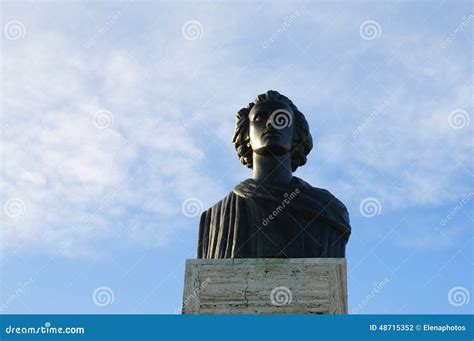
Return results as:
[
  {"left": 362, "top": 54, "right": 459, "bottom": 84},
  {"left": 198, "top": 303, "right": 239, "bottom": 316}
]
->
[{"left": 252, "top": 152, "right": 293, "bottom": 185}]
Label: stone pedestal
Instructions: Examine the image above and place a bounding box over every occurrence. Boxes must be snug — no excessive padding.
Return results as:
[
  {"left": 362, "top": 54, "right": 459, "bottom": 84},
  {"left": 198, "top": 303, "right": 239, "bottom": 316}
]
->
[{"left": 181, "top": 258, "right": 347, "bottom": 314}]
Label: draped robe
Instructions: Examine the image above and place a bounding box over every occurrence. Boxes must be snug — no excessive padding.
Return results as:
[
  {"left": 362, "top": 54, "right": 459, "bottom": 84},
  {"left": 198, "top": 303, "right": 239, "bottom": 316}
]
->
[{"left": 197, "top": 177, "right": 351, "bottom": 259}]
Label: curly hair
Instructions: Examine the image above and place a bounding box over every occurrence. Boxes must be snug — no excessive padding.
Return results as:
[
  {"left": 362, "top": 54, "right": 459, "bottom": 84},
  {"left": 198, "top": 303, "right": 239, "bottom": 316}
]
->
[{"left": 232, "top": 90, "right": 313, "bottom": 172}]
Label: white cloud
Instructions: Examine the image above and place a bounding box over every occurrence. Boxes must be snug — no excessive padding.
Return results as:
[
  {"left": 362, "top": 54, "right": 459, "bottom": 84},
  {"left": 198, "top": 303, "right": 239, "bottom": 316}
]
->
[
  {"left": 1, "top": 21, "right": 224, "bottom": 258},
  {"left": 1, "top": 1, "right": 471, "bottom": 258}
]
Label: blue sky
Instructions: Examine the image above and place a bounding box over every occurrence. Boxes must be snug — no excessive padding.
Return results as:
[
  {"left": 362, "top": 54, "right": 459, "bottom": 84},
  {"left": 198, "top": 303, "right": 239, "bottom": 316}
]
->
[{"left": 1, "top": 0, "right": 472, "bottom": 314}]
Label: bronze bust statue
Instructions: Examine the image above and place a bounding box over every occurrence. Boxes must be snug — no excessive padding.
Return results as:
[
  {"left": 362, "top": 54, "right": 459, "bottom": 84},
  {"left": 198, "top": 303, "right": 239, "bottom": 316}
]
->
[{"left": 197, "top": 90, "right": 351, "bottom": 258}]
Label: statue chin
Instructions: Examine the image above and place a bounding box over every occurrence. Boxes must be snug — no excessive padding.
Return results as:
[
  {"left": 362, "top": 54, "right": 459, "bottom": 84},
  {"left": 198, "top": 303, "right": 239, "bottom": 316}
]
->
[{"left": 253, "top": 145, "right": 290, "bottom": 156}]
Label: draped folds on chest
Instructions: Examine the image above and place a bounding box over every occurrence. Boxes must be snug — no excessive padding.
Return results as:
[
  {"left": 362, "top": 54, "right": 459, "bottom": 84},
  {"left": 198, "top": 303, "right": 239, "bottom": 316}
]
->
[{"left": 197, "top": 177, "right": 351, "bottom": 259}]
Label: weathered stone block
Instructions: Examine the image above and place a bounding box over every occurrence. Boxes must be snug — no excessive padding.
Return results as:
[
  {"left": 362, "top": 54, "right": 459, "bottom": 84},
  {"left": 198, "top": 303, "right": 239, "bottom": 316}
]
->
[{"left": 182, "top": 258, "right": 347, "bottom": 314}]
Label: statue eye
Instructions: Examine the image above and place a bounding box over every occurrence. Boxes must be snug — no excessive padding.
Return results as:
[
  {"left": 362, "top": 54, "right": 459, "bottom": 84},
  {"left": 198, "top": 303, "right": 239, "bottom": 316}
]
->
[{"left": 254, "top": 114, "right": 263, "bottom": 122}]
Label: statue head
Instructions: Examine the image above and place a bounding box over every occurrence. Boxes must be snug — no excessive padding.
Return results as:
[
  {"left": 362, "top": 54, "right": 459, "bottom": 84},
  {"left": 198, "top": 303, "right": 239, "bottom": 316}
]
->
[{"left": 232, "top": 90, "right": 313, "bottom": 172}]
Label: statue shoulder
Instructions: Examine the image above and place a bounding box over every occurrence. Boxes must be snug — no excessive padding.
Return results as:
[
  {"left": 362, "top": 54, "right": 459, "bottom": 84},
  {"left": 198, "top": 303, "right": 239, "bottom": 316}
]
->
[
  {"left": 295, "top": 178, "right": 350, "bottom": 224},
  {"left": 313, "top": 187, "right": 348, "bottom": 210},
  {"left": 200, "top": 191, "right": 239, "bottom": 217}
]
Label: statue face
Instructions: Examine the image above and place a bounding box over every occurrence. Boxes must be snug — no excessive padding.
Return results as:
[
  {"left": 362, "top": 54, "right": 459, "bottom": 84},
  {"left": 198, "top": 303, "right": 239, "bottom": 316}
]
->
[{"left": 248, "top": 100, "right": 294, "bottom": 155}]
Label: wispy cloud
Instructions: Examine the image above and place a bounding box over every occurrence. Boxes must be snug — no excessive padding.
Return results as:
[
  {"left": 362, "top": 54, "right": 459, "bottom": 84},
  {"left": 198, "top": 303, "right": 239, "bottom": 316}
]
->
[{"left": 1, "top": 1, "right": 471, "bottom": 259}]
